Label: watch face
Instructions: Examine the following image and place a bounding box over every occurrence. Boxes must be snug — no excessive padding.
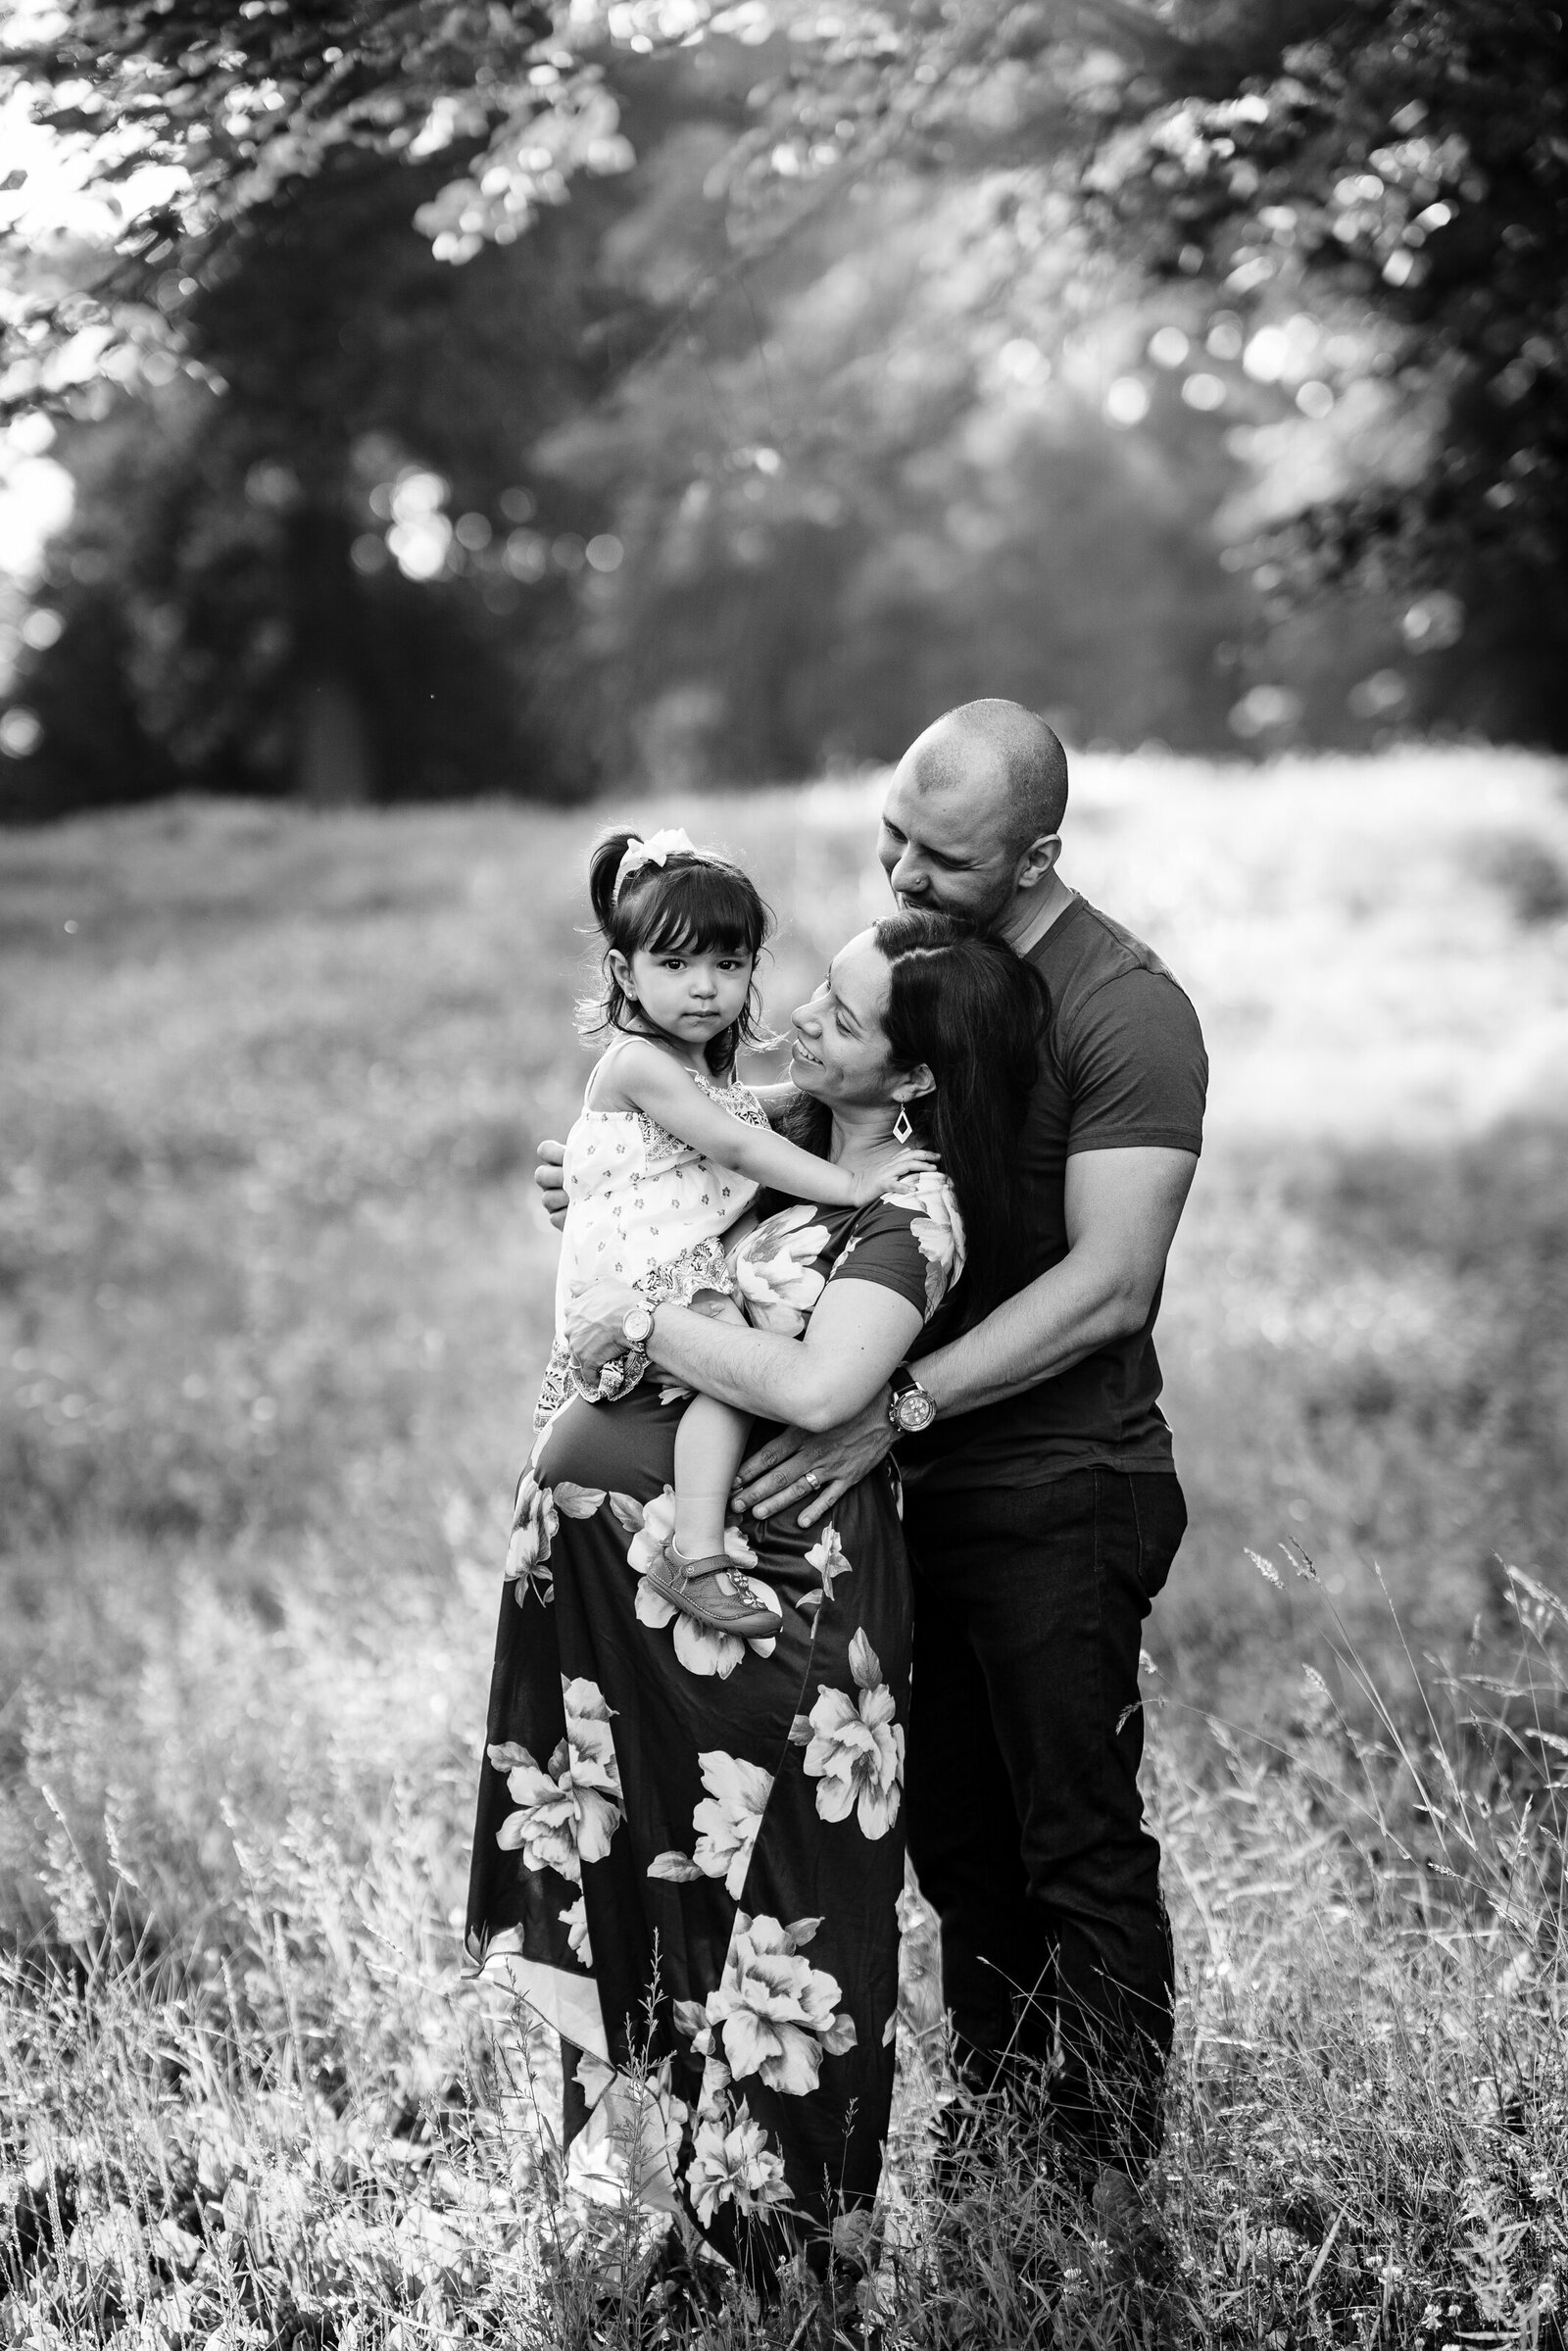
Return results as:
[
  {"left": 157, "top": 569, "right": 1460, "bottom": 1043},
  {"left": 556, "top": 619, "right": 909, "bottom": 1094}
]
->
[
  {"left": 896, "top": 1389, "right": 937, "bottom": 1434},
  {"left": 622, "top": 1305, "right": 654, "bottom": 1345}
]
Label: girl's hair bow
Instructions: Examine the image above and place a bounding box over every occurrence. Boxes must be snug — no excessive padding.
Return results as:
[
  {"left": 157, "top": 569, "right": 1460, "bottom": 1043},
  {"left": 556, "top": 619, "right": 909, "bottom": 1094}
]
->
[{"left": 612, "top": 827, "right": 702, "bottom": 901}]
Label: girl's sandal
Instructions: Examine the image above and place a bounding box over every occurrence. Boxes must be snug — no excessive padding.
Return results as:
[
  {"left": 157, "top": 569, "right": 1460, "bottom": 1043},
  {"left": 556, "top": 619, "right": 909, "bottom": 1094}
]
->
[{"left": 644, "top": 1543, "right": 783, "bottom": 1640}]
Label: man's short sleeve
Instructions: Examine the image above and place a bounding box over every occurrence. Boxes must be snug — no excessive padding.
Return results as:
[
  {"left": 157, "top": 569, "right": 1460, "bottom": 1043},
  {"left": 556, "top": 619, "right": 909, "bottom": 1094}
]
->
[{"left": 1063, "top": 970, "right": 1207, "bottom": 1155}]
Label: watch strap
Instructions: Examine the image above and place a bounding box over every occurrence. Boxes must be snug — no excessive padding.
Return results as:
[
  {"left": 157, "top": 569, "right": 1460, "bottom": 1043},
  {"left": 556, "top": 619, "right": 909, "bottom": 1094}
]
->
[{"left": 887, "top": 1362, "right": 936, "bottom": 1432}]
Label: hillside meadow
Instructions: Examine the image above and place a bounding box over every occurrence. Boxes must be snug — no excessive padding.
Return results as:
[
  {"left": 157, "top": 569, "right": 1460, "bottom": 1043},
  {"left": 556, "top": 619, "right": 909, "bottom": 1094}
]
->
[{"left": 2, "top": 748, "right": 1568, "bottom": 2346}]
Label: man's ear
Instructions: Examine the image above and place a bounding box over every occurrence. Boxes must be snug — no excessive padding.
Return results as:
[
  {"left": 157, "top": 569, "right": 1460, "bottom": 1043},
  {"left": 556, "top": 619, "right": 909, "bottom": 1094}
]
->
[
  {"left": 895, "top": 1063, "right": 936, "bottom": 1105},
  {"left": 608, "top": 947, "right": 637, "bottom": 1000},
  {"left": 1014, "top": 835, "right": 1062, "bottom": 892}
]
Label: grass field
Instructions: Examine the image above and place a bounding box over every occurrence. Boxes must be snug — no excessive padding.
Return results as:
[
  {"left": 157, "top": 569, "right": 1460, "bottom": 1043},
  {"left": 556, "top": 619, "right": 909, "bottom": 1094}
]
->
[{"left": 3, "top": 749, "right": 1568, "bottom": 2345}]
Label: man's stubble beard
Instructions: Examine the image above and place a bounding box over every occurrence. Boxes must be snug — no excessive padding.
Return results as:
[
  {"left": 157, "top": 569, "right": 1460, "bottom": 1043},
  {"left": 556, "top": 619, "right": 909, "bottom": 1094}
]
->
[{"left": 893, "top": 875, "right": 1017, "bottom": 937}]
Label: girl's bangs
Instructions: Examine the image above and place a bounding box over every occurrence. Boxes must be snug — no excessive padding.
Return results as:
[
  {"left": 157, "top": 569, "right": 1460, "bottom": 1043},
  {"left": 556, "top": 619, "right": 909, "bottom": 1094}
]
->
[{"left": 634, "top": 865, "right": 764, "bottom": 956}]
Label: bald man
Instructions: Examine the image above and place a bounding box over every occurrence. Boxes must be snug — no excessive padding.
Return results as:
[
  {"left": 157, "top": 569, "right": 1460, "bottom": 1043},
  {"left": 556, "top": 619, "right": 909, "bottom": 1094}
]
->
[{"left": 536, "top": 703, "right": 1205, "bottom": 2232}]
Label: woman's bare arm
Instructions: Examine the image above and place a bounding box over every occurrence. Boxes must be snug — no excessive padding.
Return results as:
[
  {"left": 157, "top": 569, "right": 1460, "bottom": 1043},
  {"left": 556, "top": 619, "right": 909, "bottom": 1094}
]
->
[{"left": 567, "top": 1274, "right": 921, "bottom": 1434}]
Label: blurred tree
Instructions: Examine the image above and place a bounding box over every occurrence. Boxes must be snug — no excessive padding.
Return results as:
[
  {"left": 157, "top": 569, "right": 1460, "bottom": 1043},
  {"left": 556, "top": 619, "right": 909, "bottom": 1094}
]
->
[
  {"left": 0, "top": 0, "right": 656, "bottom": 809},
  {"left": 1038, "top": 0, "right": 1568, "bottom": 742},
  {"left": 550, "top": 163, "right": 1250, "bottom": 775},
  {"left": 0, "top": 0, "right": 629, "bottom": 383},
  {"left": 6, "top": 153, "right": 625, "bottom": 809},
  {"left": 5, "top": 0, "right": 1564, "bottom": 790},
  {"left": 723, "top": 0, "right": 1568, "bottom": 739}
]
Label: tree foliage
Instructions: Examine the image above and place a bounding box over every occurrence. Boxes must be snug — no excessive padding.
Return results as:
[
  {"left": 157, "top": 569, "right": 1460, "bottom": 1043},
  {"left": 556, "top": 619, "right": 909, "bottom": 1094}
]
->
[
  {"left": 3, "top": 136, "right": 664, "bottom": 812},
  {"left": 3, "top": 0, "right": 1565, "bottom": 804},
  {"left": 1085, "top": 0, "right": 1568, "bottom": 734},
  {"left": 717, "top": 0, "right": 1568, "bottom": 731}
]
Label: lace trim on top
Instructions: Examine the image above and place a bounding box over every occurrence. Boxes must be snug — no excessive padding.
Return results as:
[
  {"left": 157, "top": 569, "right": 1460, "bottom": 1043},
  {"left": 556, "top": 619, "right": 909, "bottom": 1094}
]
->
[
  {"left": 623, "top": 1073, "right": 769, "bottom": 1171},
  {"left": 533, "top": 1235, "right": 738, "bottom": 1429},
  {"left": 636, "top": 1113, "right": 687, "bottom": 1172}
]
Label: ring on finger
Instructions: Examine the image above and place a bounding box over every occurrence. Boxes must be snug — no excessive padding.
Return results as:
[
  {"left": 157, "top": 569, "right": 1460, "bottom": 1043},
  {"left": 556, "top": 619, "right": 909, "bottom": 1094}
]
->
[{"left": 804, "top": 1470, "right": 821, "bottom": 1492}]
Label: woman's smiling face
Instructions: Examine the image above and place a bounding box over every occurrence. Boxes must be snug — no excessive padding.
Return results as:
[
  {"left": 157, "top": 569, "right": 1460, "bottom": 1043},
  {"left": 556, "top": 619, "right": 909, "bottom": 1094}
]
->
[{"left": 789, "top": 931, "right": 901, "bottom": 1107}]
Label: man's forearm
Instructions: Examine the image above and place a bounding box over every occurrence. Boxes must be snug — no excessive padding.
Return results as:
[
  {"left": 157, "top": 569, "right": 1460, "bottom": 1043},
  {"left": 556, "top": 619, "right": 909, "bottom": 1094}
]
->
[{"left": 919, "top": 1256, "right": 1150, "bottom": 1420}]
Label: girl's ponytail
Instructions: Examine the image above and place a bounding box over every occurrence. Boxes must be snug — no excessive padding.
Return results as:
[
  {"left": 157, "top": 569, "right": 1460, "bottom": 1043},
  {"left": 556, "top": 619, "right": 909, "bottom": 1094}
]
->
[{"left": 587, "top": 830, "right": 640, "bottom": 936}]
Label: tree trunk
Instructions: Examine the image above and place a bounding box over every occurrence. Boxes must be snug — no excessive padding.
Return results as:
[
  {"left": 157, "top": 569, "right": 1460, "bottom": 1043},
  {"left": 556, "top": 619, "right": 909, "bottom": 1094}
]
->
[
  {"left": 286, "top": 499, "right": 380, "bottom": 804},
  {"left": 294, "top": 672, "right": 377, "bottom": 804}
]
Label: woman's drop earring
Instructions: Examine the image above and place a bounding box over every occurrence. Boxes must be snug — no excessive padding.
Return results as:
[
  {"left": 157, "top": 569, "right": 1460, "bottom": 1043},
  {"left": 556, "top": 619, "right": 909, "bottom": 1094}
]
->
[{"left": 892, "top": 1104, "right": 913, "bottom": 1144}]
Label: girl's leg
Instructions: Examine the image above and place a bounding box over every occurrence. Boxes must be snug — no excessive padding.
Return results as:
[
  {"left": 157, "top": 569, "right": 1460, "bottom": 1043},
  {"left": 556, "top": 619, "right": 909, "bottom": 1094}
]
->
[
  {"left": 672, "top": 1394, "right": 753, "bottom": 1562},
  {"left": 652, "top": 1295, "right": 779, "bottom": 1636},
  {"left": 671, "top": 1296, "right": 753, "bottom": 1562}
]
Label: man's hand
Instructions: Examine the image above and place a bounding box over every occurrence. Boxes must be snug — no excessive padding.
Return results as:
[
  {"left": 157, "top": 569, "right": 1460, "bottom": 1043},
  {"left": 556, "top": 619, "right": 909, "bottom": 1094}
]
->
[
  {"left": 731, "top": 1395, "right": 896, "bottom": 1528},
  {"left": 565, "top": 1278, "right": 642, "bottom": 1371},
  {"left": 534, "top": 1138, "right": 568, "bottom": 1229}
]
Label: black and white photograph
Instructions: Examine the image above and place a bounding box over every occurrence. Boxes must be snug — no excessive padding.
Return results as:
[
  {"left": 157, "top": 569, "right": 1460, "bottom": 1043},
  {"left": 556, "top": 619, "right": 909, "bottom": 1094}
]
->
[{"left": 2, "top": 2, "right": 1566, "bottom": 2344}]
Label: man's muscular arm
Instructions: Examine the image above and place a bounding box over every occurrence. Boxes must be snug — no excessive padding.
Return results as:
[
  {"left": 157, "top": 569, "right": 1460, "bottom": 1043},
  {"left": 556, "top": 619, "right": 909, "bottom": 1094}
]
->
[
  {"left": 732, "top": 1146, "right": 1197, "bottom": 1524},
  {"left": 919, "top": 1145, "right": 1198, "bottom": 1415}
]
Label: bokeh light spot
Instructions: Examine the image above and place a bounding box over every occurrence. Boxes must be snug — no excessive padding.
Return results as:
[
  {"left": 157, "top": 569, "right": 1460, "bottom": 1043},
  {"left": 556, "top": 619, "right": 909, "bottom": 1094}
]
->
[
  {"left": 0, "top": 706, "right": 43, "bottom": 757},
  {"left": 1105, "top": 376, "right": 1150, "bottom": 426}
]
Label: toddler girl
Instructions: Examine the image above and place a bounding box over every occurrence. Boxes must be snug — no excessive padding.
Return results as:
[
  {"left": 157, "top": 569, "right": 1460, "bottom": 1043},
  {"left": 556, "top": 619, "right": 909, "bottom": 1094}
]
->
[{"left": 539, "top": 826, "right": 928, "bottom": 1640}]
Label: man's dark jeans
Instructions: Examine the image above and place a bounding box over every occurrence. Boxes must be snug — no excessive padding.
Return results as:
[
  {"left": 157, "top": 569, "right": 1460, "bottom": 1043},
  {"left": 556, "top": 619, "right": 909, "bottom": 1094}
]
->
[{"left": 905, "top": 1465, "right": 1187, "bottom": 2180}]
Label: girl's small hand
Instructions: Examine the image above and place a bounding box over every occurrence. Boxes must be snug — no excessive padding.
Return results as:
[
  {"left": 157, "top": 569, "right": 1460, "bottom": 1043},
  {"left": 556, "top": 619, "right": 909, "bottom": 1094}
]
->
[
  {"left": 566, "top": 1278, "right": 645, "bottom": 1370},
  {"left": 850, "top": 1149, "right": 938, "bottom": 1206}
]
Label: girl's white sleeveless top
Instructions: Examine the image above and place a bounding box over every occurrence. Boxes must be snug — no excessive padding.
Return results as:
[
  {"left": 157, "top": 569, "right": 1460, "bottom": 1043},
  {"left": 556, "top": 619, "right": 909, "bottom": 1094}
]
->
[{"left": 552, "top": 1070, "right": 769, "bottom": 1341}]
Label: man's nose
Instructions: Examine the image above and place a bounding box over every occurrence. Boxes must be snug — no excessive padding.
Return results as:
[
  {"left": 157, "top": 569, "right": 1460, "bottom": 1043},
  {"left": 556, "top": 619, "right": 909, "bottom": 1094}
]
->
[{"left": 890, "top": 845, "right": 923, "bottom": 895}]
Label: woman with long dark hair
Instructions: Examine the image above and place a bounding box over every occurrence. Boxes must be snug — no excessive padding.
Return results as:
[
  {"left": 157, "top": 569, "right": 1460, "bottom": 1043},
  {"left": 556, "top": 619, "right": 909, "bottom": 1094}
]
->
[
  {"left": 775, "top": 908, "right": 1047, "bottom": 1336},
  {"left": 465, "top": 907, "right": 1046, "bottom": 2285}
]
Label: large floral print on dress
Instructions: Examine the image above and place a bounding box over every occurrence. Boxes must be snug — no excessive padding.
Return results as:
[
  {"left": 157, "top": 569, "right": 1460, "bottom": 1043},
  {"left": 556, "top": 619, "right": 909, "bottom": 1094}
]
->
[
  {"left": 686, "top": 2057, "right": 794, "bottom": 2228},
  {"left": 862, "top": 1168, "right": 965, "bottom": 1315},
  {"left": 503, "top": 1468, "right": 605, "bottom": 1607},
  {"left": 680, "top": 1911, "right": 858, "bottom": 2099},
  {"left": 559, "top": 1894, "right": 593, "bottom": 1969},
  {"left": 731, "top": 1203, "right": 832, "bottom": 1334},
  {"left": 489, "top": 1675, "right": 624, "bottom": 1885},
  {"left": 648, "top": 1749, "right": 774, "bottom": 1900},
  {"left": 795, "top": 1629, "right": 906, "bottom": 1840},
  {"left": 691, "top": 1750, "right": 773, "bottom": 1893},
  {"left": 797, "top": 1521, "right": 853, "bottom": 1621}
]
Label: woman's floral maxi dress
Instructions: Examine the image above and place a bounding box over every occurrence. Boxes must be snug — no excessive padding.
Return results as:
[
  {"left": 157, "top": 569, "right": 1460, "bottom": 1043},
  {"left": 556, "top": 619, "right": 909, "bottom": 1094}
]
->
[{"left": 466, "top": 1173, "right": 962, "bottom": 2274}]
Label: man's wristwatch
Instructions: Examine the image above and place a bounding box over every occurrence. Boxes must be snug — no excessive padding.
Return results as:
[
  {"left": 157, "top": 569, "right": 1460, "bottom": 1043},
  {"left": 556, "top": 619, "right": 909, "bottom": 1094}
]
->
[
  {"left": 621, "top": 1303, "right": 655, "bottom": 1348},
  {"left": 887, "top": 1363, "right": 937, "bottom": 1436}
]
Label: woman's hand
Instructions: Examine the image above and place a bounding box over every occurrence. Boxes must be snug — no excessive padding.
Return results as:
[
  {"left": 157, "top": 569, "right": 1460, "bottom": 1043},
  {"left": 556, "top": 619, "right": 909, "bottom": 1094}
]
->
[
  {"left": 565, "top": 1278, "right": 644, "bottom": 1371},
  {"left": 730, "top": 1396, "right": 897, "bottom": 1527}
]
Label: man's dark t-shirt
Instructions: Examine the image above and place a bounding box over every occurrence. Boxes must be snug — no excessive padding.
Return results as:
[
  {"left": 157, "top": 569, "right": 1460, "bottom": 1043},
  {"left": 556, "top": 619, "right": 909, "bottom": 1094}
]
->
[{"left": 902, "top": 892, "right": 1206, "bottom": 1494}]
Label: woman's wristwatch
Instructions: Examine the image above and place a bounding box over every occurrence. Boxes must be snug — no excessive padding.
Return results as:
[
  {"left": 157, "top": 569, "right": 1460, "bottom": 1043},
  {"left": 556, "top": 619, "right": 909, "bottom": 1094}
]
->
[
  {"left": 575, "top": 1301, "right": 655, "bottom": 1402},
  {"left": 887, "top": 1363, "right": 937, "bottom": 1435}
]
